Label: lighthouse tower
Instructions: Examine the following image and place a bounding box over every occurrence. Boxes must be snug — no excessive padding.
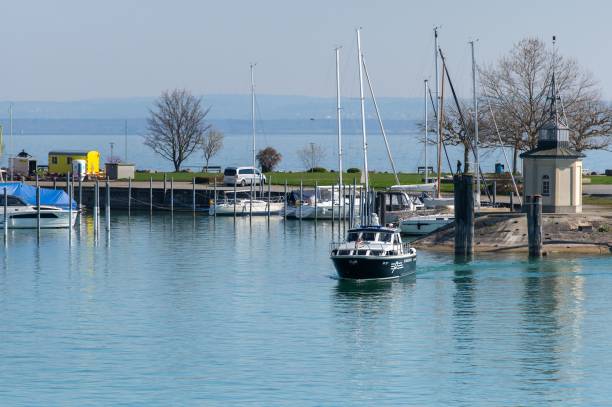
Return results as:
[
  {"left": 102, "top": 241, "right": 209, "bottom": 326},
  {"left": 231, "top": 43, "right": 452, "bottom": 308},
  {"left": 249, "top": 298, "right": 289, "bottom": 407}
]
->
[{"left": 520, "top": 40, "right": 585, "bottom": 213}]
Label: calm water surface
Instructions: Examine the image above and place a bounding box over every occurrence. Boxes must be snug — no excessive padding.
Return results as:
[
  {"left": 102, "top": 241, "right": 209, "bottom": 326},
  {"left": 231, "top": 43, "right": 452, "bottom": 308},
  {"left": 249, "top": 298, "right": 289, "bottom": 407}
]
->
[{"left": 1, "top": 213, "right": 611, "bottom": 406}]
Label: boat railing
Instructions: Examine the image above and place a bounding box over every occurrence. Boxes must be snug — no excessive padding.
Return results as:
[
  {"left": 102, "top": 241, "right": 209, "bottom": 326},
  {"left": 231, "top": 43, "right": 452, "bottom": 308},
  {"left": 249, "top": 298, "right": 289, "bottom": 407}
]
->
[{"left": 330, "top": 241, "right": 408, "bottom": 255}]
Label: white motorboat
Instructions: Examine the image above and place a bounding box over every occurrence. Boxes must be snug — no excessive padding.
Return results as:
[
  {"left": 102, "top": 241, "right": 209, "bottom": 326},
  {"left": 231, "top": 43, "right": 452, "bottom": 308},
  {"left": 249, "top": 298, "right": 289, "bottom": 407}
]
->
[
  {"left": 399, "top": 214, "right": 454, "bottom": 235},
  {"left": 0, "top": 202, "right": 78, "bottom": 229},
  {"left": 209, "top": 192, "right": 284, "bottom": 216},
  {"left": 285, "top": 185, "right": 357, "bottom": 220},
  {"left": 0, "top": 183, "right": 78, "bottom": 228}
]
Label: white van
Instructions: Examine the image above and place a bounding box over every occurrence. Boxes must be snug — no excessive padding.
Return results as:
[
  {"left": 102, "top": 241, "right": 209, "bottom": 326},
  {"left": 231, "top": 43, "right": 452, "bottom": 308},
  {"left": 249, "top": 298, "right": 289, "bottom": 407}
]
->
[{"left": 223, "top": 166, "right": 267, "bottom": 186}]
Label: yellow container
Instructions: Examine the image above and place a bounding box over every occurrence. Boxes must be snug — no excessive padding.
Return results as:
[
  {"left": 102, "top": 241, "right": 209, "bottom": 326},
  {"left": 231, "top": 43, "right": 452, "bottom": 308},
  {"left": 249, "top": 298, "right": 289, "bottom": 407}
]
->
[{"left": 48, "top": 150, "right": 100, "bottom": 176}]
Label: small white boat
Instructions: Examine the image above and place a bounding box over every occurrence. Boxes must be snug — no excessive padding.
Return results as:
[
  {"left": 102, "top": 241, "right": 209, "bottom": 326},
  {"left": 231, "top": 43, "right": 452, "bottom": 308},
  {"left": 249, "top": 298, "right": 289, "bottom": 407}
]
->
[
  {"left": 0, "top": 205, "right": 78, "bottom": 229},
  {"left": 0, "top": 185, "right": 78, "bottom": 228},
  {"left": 399, "top": 214, "right": 454, "bottom": 235},
  {"left": 209, "top": 192, "right": 284, "bottom": 216}
]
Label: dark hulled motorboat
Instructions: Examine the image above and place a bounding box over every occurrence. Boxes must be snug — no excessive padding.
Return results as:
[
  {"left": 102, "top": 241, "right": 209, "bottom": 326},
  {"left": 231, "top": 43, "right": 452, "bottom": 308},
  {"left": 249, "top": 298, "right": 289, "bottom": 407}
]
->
[{"left": 330, "top": 225, "right": 417, "bottom": 280}]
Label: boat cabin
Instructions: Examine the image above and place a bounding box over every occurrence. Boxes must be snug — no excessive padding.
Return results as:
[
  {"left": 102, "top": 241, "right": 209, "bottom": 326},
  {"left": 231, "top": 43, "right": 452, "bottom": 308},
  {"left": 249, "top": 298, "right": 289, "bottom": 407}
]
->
[{"left": 331, "top": 226, "right": 407, "bottom": 257}]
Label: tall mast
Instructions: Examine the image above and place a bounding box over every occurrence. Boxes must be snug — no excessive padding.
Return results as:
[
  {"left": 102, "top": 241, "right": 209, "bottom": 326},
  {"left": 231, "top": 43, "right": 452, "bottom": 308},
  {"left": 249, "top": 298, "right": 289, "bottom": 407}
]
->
[
  {"left": 424, "top": 79, "right": 429, "bottom": 183},
  {"left": 124, "top": 119, "right": 128, "bottom": 163},
  {"left": 335, "top": 47, "right": 343, "bottom": 189},
  {"left": 434, "top": 27, "right": 440, "bottom": 192},
  {"left": 356, "top": 28, "right": 369, "bottom": 195},
  {"left": 9, "top": 104, "right": 13, "bottom": 179},
  {"left": 470, "top": 40, "right": 480, "bottom": 208},
  {"left": 250, "top": 63, "right": 256, "bottom": 168},
  {"left": 437, "top": 58, "right": 445, "bottom": 198}
]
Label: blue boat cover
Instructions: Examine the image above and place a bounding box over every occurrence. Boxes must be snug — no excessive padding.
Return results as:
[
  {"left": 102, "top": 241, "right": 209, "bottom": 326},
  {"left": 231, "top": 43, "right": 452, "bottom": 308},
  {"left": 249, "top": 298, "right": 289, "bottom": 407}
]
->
[{"left": 0, "top": 182, "right": 77, "bottom": 209}]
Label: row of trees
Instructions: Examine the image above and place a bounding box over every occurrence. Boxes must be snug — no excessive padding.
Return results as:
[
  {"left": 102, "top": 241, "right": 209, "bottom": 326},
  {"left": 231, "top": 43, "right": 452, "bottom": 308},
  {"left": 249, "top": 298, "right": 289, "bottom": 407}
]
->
[{"left": 441, "top": 38, "right": 612, "bottom": 173}]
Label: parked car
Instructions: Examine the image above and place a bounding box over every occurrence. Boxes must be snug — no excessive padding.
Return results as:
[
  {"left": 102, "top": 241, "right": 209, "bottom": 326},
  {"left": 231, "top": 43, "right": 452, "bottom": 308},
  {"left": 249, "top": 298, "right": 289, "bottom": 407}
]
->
[{"left": 223, "top": 166, "right": 267, "bottom": 186}]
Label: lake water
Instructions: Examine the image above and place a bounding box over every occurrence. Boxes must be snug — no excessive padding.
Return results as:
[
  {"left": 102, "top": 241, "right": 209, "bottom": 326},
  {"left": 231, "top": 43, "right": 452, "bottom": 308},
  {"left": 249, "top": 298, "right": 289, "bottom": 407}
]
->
[
  {"left": 1, "top": 213, "right": 612, "bottom": 405},
  {"left": 4, "top": 132, "right": 612, "bottom": 173}
]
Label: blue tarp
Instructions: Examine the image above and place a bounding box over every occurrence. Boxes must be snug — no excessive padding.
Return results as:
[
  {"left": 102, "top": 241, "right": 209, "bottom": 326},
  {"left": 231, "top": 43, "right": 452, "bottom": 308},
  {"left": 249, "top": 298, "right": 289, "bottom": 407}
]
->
[{"left": 0, "top": 182, "right": 76, "bottom": 209}]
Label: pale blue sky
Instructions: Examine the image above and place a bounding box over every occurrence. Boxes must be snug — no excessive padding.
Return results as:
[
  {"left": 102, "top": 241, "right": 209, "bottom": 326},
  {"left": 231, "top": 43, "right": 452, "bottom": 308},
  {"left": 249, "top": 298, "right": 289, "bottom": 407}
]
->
[{"left": 1, "top": 0, "right": 610, "bottom": 100}]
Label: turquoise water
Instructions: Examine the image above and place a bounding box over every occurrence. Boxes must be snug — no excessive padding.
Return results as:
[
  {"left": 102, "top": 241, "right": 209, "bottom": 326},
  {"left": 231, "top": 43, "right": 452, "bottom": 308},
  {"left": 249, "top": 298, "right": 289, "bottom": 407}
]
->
[{"left": 1, "top": 213, "right": 611, "bottom": 406}]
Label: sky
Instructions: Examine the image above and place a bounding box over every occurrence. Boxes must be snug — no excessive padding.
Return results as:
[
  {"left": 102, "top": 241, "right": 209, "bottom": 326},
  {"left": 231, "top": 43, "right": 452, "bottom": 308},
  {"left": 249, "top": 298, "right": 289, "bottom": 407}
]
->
[{"left": 1, "top": 0, "right": 611, "bottom": 101}]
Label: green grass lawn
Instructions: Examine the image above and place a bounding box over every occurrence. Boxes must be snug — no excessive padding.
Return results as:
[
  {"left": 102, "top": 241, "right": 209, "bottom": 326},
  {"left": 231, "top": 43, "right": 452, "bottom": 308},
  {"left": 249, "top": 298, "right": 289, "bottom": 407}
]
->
[
  {"left": 132, "top": 170, "right": 455, "bottom": 190},
  {"left": 583, "top": 195, "right": 612, "bottom": 206},
  {"left": 585, "top": 175, "right": 612, "bottom": 185}
]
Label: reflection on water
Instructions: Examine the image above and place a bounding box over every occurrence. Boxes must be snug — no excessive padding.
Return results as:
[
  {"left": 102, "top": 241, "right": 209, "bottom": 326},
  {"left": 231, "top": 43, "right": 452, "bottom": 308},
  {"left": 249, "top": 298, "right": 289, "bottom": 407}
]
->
[{"left": 0, "top": 213, "right": 610, "bottom": 405}]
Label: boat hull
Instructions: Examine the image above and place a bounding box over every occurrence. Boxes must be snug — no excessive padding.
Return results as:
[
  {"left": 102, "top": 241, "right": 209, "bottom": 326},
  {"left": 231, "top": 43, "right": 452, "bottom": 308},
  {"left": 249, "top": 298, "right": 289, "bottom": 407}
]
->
[
  {"left": 331, "top": 254, "right": 416, "bottom": 280},
  {"left": 0, "top": 210, "right": 78, "bottom": 229},
  {"left": 400, "top": 218, "right": 453, "bottom": 235}
]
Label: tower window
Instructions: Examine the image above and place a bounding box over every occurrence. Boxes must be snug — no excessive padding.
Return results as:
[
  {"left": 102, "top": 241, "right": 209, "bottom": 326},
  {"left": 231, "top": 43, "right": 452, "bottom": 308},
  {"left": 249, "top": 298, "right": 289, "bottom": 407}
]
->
[{"left": 542, "top": 175, "right": 550, "bottom": 196}]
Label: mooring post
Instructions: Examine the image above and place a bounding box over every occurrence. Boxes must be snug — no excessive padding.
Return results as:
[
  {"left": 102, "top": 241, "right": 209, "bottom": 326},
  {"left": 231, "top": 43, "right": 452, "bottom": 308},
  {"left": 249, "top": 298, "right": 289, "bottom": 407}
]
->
[
  {"left": 510, "top": 191, "right": 514, "bottom": 212},
  {"left": 283, "top": 180, "right": 287, "bottom": 220},
  {"left": 299, "top": 179, "right": 303, "bottom": 221},
  {"left": 314, "top": 180, "right": 318, "bottom": 224},
  {"left": 249, "top": 179, "right": 253, "bottom": 222},
  {"left": 170, "top": 177, "right": 174, "bottom": 213},
  {"left": 352, "top": 178, "right": 357, "bottom": 227},
  {"left": 36, "top": 182, "right": 41, "bottom": 240},
  {"left": 267, "top": 176, "right": 271, "bottom": 219},
  {"left": 3, "top": 187, "right": 8, "bottom": 241},
  {"left": 149, "top": 177, "right": 153, "bottom": 213},
  {"left": 233, "top": 180, "right": 237, "bottom": 219},
  {"left": 128, "top": 177, "right": 132, "bottom": 216},
  {"left": 53, "top": 177, "right": 57, "bottom": 190},
  {"left": 68, "top": 172, "right": 73, "bottom": 242},
  {"left": 78, "top": 176, "right": 82, "bottom": 209},
  {"left": 454, "top": 173, "right": 474, "bottom": 258},
  {"left": 163, "top": 172, "right": 167, "bottom": 194},
  {"left": 527, "top": 195, "right": 543, "bottom": 258},
  {"left": 94, "top": 180, "right": 99, "bottom": 236},
  {"left": 105, "top": 178, "right": 111, "bottom": 231},
  {"left": 492, "top": 180, "right": 497, "bottom": 205},
  {"left": 213, "top": 179, "right": 217, "bottom": 217},
  {"left": 192, "top": 177, "right": 196, "bottom": 214}
]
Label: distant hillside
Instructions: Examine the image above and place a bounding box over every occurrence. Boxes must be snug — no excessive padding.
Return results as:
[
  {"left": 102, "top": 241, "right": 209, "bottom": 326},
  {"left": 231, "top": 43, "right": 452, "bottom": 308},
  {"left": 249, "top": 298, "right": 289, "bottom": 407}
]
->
[
  {"left": 0, "top": 118, "right": 419, "bottom": 135},
  {"left": 0, "top": 94, "right": 423, "bottom": 121}
]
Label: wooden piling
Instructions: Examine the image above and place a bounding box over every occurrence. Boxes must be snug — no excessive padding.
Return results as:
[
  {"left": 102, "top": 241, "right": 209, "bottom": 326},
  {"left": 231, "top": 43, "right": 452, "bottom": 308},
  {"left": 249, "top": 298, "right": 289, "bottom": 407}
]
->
[
  {"left": 249, "top": 179, "right": 253, "bottom": 221},
  {"left": 93, "top": 180, "right": 98, "bottom": 235},
  {"left": 213, "top": 179, "right": 217, "bottom": 217},
  {"left": 35, "top": 175, "right": 40, "bottom": 236},
  {"left": 105, "top": 178, "right": 111, "bottom": 231},
  {"left": 128, "top": 177, "right": 132, "bottom": 216},
  {"left": 3, "top": 187, "right": 8, "bottom": 240},
  {"left": 453, "top": 174, "right": 474, "bottom": 257},
  {"left": 492, "top": 180, "right": 497, "bottom": 205},
  {"left": 192, "top": 177, "right": 196, "bottom": 213},
  {"left": 68, "top": 172, "right": 73, "bottom": 242},
  {"left": 233, "top": 180, "right": 237, "bottom": 219},
  {"left": 299, "top": 180, "right": 303, "bottom": 221},
  {"left": 314, "top": 180, "right": 318, "bottom": 223},
  {"left": 331, "top": 184, "right": 335, "bottom": 228},
  {"left": 78, "top": 177, "right": 82, "bottom": 210},
  {"left": 149, "top": 177, "right": 153, "bottom": 214},
  {"left": 283, "top": 180, "right": 287, "bottom": 220},
  {"left": 527, "top": 195, "right": 543, "bottom": 258},
  {"left": 267, "top": 176, "right": 271, "bottom": 219},
  {"left": 170, "top": 177, "right": 174, "bottom": 213}
]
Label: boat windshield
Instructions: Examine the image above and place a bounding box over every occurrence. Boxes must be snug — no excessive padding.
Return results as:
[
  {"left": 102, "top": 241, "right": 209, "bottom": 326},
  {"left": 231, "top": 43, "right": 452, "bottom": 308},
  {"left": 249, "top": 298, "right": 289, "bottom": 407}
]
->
[
  {"left": 361, "top": 232, "right": 377, "bottom": 242},
  {"left": 380, "top": 232, "right": 393, "bottom": 242},
  {"left": 347, "top": 232, "right": 359, "bottom": 242}
]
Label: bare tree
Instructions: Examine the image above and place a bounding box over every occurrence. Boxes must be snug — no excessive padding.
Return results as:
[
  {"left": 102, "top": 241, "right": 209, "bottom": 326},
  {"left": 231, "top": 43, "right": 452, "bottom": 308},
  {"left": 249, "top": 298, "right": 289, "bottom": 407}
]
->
[
  {"left": 145, "top": 89, "right": 211, "bottom": 171},
  {"left": 256, "top": 146, "right": 282, "bottom": 172},
  {"left": 201, "top": 129, "right": 224, "bottom": 171},
  {"left": 297, "top": 143, "right": 325, "bottom": 171},
  {"left": 478, "top": 38, "right": 612, "bottom": 171}
]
